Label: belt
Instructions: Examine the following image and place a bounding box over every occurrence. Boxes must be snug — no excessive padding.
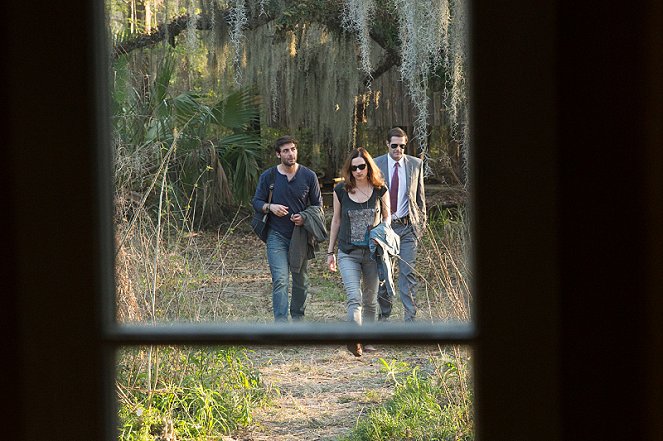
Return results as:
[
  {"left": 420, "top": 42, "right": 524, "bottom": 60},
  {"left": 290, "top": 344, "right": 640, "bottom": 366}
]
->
[{"left": 393, "top": 215, "right": 410, "bottom": 225}]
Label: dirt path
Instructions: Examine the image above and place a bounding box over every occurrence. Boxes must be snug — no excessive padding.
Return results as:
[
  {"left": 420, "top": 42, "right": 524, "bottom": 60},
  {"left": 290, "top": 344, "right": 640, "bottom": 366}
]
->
[
  {"left": 115, "top": 187, "right": 470, "bottom": 440},
  {"left": 198, "top": 229, "right": 446, "bottom": 440},
  {"left": 233, "top": 344, "right": 443, "bottom": 441}
]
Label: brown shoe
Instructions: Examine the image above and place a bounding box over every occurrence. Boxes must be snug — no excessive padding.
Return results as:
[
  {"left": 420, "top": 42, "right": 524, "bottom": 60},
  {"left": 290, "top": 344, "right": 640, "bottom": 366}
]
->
[
  {"left": 362, "top": 344, "right": 377, "bottom": 352},
  {"left": 347, "top": 343, "right": 363, "bottom": 357}
]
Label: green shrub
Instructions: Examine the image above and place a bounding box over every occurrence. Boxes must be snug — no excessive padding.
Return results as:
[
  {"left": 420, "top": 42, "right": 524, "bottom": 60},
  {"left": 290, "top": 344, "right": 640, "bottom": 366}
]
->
[
  {"left": 342, "top": 357, "right": 474, "bottom": 441},
  {"left": 117, "top": 346, "right": 272, "bottom": 441}
]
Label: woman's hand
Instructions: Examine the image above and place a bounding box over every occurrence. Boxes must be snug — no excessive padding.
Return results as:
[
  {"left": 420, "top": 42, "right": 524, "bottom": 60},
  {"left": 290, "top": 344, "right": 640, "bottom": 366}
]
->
[{"left": 327, "top": 254, "right": 337, "bottom": 272}]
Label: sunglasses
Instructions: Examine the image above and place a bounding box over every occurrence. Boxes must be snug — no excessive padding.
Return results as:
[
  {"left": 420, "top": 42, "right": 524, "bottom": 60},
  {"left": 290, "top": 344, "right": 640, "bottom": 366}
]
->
[
  {"left": 350, "top": 163, "right": 367, "bottom": 171},
  {"left": 390, "top": 143, "right": 406, "bottom": 149}
]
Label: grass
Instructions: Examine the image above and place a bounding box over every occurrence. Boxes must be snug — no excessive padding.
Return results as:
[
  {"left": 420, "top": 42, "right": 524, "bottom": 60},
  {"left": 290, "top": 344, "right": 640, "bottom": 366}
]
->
[
  {"left": 116, "top": 346, "right": 273, "bottom": 441},
  {"left": 311, "top": 271, "right": 347, "bottom": 303},
  {"left": 336, "top": 205, "right": 475, "bottom": 440},
  {"left": 418, "top": 206, "right": 473, "bottom": 322},
  {"left": 114, "top": 183, "right": 474, "bottom": 439},
  {"left": 340, "top": 351, "right": 473, "bottom": 441}
]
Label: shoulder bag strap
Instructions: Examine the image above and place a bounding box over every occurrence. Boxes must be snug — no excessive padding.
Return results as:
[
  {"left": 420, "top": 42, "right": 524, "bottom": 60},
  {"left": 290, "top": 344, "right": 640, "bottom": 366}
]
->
[
  {"left": 260, "top": 167, "right": 277, "bottom": 223},
  {"left": 267, "top": 166, "right": 276, "bottom": 203}
]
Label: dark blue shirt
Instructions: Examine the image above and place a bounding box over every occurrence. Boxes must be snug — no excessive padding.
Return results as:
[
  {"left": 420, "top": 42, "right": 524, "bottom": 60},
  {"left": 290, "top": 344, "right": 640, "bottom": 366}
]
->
[{"left": 252, "top": 165, "right": 322, "bottom": 239}]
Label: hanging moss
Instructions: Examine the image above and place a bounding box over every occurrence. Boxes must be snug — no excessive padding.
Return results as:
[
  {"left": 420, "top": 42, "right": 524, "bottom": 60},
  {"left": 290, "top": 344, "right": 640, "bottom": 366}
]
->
[
  {"left": 228, "top": 0, "right": 248, "bottom": 85},
  {"left": 110, "top": 0, "right": 470, "bottom": 184},
  {"left": 223, "top": 20, "right": 367, "bottom": 177},
  {"left": 448, "top": 0, "right": 470, "bottom": 184},
  {"left": 341, "top": 0, "right": 377, "bottom": 83}
]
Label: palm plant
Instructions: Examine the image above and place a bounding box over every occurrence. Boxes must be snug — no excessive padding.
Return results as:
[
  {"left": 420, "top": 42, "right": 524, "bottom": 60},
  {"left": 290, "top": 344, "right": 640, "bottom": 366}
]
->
[{"left": 112, "top": 49, "right": 262, "bottom": 229}]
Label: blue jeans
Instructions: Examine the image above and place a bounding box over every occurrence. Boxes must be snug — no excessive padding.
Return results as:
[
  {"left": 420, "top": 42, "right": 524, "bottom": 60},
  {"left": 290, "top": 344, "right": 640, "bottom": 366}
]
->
[
  {"left": 337, "top": 248, "right": 378, "bottom": 325},
  {"left": 377, "top": 223, "right": 418, "bottom": 321},
  {"left": 266, "top": 230, "right": 309, "bottom": 322}
]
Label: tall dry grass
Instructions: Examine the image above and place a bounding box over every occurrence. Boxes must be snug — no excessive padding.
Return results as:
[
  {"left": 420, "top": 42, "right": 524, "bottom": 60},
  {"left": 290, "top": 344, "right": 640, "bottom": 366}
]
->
[{"left": 113, "top": 175, "right": 475, "bottom": 438}]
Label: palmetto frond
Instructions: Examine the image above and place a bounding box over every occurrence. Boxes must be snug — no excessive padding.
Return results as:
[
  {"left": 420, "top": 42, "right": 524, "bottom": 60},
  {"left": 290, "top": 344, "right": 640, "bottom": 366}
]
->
[
  {"left": 112, "top": 50, "right": 262, "bottom": 228},
  {"left": 210, "top": 87, "right": 260, "bottom": 130}
]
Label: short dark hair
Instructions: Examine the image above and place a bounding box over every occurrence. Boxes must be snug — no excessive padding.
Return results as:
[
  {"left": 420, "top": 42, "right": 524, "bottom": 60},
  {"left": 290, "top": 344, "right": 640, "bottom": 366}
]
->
[
  {"left": 386, "top": 127, "right": 408, "bottom": 143},
  {"left": 274, "top": 135, "right": 298, "bottom": 152}
]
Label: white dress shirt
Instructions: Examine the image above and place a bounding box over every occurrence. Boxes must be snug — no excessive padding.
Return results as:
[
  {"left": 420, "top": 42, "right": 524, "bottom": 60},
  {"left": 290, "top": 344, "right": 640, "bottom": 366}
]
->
[{"left": 387, "top": 155, "right": 408, "bottom": 219}]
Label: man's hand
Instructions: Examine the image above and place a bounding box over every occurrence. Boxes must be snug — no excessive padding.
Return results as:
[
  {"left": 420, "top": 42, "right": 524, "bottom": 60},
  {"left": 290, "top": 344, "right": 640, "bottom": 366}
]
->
[
  {"left": 290, "top": 213, "right": 304, "bottom": 226},
  {"left": 270, "top": 204, "right": 289, "bottom": 217}
]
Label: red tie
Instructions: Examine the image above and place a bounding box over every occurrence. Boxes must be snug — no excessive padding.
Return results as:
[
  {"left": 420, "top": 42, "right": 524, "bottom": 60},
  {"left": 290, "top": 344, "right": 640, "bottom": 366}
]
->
[{"left": 390, "top": 162, "right": 399, "bottom": 214}]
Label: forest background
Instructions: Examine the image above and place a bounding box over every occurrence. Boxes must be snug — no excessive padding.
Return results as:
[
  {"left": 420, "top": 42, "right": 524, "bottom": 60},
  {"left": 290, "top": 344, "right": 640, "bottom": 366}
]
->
[
  {"left": 110, "top": 1, "right": 473, "bottom": 440},
  {"left": 111, "top": 0, "right": 469, "bottom": 228}
]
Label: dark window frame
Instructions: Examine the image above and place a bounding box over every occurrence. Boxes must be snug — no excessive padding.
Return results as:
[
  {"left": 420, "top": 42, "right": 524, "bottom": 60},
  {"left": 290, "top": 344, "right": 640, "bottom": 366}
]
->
[{"left": 5, "top": 1, "right": 662, "bottom": 440}]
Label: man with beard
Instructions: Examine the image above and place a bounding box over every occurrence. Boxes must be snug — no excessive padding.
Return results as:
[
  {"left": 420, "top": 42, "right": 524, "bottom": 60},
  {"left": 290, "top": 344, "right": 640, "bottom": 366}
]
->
[{"left": 252, "top": 135, "right": 323, "bottom": 322}]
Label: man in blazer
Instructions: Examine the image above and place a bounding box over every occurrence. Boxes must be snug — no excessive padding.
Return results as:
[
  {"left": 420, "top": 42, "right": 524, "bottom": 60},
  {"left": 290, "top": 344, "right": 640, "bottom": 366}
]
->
[{"left": 374, "top": 127, "right": 427, "bottom": 321}]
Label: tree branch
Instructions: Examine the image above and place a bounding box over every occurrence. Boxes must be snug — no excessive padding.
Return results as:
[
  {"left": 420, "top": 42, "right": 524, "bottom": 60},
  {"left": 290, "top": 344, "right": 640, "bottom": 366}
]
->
[
  {"left": 112, "top": 4, "right": 402, "bottom": 84},
  {"left": 114, "top": 15, "right": 193, "bottom": 59},
  {"left": 112, "top": 10, "right": 273, "bottom": 60}
]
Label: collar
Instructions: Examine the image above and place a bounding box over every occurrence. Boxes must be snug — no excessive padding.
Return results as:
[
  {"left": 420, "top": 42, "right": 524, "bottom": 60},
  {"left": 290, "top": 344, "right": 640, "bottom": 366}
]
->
[
  {"left": 387, "top": 155, "right": 403, "bottom": 171},
  {"left": 278, "top": 163, "right": 299, "bottom": 175}
]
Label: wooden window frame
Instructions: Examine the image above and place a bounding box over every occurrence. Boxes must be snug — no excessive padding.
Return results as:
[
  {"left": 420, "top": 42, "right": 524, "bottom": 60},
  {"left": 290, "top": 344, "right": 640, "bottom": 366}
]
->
[{"left": 4, "top": 0, "right": 662, "bottom": 440}]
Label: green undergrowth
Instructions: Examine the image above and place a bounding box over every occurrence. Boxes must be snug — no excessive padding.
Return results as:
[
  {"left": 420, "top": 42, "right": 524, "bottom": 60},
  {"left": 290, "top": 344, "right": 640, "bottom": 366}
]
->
[
  {"left": 341, "top": 353, "right": 474, "bottom": 441},
  {"left": 117, "top": 346, "right": 273, "bottom": 441}
]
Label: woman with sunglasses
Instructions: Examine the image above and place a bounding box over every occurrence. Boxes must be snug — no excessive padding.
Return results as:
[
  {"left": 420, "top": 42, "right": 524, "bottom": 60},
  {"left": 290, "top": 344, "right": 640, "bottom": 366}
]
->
[{"left": 327, "top": 148, "right": 391, "bottom": 357}]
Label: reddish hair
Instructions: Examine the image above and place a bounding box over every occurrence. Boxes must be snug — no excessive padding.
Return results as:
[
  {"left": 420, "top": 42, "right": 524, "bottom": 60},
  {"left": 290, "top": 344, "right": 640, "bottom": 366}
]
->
[{"left": 341, "top": 148, "right": 385, "bottom": 192}]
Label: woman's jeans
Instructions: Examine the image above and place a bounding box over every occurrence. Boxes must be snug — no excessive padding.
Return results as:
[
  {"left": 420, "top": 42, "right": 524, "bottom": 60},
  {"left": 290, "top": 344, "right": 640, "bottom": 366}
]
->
[
  {"left": 266, "top": 230, "right": 309, "bottom": 322},
  {"left": 337, "top": 248, "right": 378, "bottom": 325}
]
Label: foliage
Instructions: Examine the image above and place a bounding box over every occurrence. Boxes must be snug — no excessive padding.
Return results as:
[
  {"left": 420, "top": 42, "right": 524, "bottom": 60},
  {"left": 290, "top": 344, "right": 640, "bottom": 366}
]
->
[
  {"left": 112, "top": 47, "right": 263, "bottom": 229},
  {"left": 341, "top": 0, "right": 376, "bottom": 81},
  {"left": 228, "top": 0, "right": 248, "bottom": 85},
  {"left": 107, "top": 0, "right": 470, "bottom": 183},
  {"left": 418, "top": 204, "right": 472, "bottom": 322},
  {"left": 114, "top": 202, "right": 475, "bottom": 436},
  {"left": 114, "top": 210, "right": 254, "bottom": 323},
  {"left": 117, "top": 346, "right": 272, "bottom": 441},
  {"left": 341, "top": 355, "right": 474, "bottom": 441},
  {"left": 109, "top": 4, "right": 474, "bottom": 439}
]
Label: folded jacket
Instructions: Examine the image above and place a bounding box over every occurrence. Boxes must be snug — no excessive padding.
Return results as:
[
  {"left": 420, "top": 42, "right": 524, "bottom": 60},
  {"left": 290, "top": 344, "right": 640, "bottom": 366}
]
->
[
  {"left": 369, "top": 222, "right": 400, "bottom": 297},
  {"left": 289, "top": 205, "right": 328, "bottom": 273}
]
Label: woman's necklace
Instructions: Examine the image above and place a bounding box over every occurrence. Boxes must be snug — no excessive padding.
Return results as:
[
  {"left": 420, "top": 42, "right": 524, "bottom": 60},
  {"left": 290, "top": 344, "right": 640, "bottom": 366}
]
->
[{"left": 354, "top": 184, "right": 373, "bottom": 209}]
